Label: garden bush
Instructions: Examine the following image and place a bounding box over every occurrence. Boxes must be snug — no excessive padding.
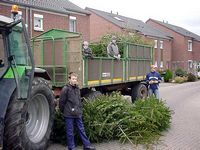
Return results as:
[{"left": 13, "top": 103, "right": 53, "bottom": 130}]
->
[
  {"left": 187, "top": 73, "right": 196, "bottom": 82},
  {"left": 174, "top": 76, "right": 187, "bottom": 83},
  {"left": 51, "top": 93, "right": 172, "bottom": 146},
  {"left": 89, "top": 33, "right": 153, "bottom": 57},
  {"left": 175, "top": 68, "right": 187, "bottom": 77},
  {"left": 163, "top": 69, "right": 173, "bottom": 82}
]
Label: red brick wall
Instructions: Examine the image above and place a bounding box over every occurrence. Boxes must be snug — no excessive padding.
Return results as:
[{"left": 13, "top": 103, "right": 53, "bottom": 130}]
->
[
  {"left": 0, "top": 4, "right": 13, "bottom": 17},
  {"left": 88, "top": 11, "right": 122, "bottom": 42},
  {"left": 144, "top": 36, "right": 172, "bottom": 69},
  {"left": 0, "top": 2, "right": 90, "bottom": 40},
  {"left": 193, "top": 40, "right": 200, "bottom": 60},
  {"left": 31, "top": 10, "right": 68, "bottom": 37},
  {"left": 72, "top": 14, "right": 90, "bottom": 41}
]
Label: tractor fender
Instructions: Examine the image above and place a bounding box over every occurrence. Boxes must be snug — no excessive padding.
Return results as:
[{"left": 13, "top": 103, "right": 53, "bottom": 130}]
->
[{"left": 34, "top": 67, "right": 51, "bottom": 81}]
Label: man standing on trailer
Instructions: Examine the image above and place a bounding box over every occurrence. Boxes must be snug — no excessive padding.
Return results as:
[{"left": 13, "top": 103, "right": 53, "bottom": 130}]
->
[
  {"left": 145, "top": 65, "right": 162, "bottom": 99},
  {"left": 59, "top": 72, "right": 96, "bottom": 150},
  {"left": 107, "top": 36, "right": 121, "bottom": 60}
]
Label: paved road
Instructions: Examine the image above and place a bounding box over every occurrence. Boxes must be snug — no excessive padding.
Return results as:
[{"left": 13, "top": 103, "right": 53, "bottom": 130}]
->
[{"left": 48, "top": 81, "right": 200, "bottom": 150}]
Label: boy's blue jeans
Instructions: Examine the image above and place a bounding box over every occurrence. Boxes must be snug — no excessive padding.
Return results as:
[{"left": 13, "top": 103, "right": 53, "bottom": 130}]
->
[
  {"left": 65, "top": 117, "right": 91, "bottom": 150},
  {"left": 148, "top": 89, "right": 160, "bottom": 99}
]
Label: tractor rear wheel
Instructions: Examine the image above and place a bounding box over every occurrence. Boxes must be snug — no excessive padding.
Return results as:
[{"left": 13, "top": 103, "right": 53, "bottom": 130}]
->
[{"left": 4, "top": 77, "right": 54, "bottom": 150}]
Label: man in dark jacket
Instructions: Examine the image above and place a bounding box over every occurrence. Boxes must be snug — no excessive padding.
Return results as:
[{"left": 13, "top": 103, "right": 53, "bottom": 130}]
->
[
  {"left": 107, "top": 36, "right": 121, "bottom": 60},
  {"left": 59, "top": 72, "right": 95, "bottom": 150},
  {"left": 145, "top": 65, "right": 162, "bottom": 99}
]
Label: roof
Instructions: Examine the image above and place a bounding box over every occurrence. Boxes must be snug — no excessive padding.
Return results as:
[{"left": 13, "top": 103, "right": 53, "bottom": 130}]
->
[
  {"left": 32, "top": 29, "right": 81, "bottom": 40},
  {"left": 2, "top": 0, "right": 90, "bottom": 15},
  {"left": 147, "top": 19, "right": 200, "bottom": 41},
  {"left": 86, "top": 7, "right": 172, "bottom": 40},
  {"left": 0, "top": 15, "right": 14, "bottom": 26}
]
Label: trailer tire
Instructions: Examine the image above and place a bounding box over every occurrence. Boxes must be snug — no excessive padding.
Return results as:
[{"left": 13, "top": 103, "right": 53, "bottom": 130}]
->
[
  {"left": 131, "top": 84, "right": 147, "bottom": 103},
  {"left": 4, "top": 77, "right": 54, "bottom": 150},
  {"left": 84, "top": 91, "right": 102, "bottom": 100}
]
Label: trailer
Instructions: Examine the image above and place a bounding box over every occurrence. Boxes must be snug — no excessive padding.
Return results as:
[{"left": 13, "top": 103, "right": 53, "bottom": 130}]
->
[{"left": 32, "top": 29, "right": 153, "bottom": 101}]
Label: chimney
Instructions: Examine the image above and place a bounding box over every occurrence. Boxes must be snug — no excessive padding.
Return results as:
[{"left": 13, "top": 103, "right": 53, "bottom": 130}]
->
[
  {"left": 117, "top": 12, "right": 118, "bottom": 15},
  {"left": 111, "top": 10, "right": 112, "bottom": 14}
]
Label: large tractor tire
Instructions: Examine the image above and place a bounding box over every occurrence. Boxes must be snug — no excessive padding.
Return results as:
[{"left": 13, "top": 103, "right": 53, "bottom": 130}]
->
[
  {"left": 4, "top": 77, "right": 54, "bottom": 150},
  {"left": 131, "top": 83, "right": 148, "bottom": 103}
]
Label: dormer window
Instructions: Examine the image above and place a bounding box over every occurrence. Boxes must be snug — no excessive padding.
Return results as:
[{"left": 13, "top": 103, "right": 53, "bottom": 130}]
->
[{"left": 114, "top": 16, "right": 123, "bottom": 22}]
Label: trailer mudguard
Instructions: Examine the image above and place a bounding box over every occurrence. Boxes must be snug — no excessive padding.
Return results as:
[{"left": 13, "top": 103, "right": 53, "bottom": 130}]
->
[{"left": 0, "top": 78, "right": 16, "bottom": 148}]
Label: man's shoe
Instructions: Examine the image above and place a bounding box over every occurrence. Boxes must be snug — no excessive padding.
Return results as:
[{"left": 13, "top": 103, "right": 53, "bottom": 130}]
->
[{"left": 83, "top": 146, "right": 96, "bottom": 150}]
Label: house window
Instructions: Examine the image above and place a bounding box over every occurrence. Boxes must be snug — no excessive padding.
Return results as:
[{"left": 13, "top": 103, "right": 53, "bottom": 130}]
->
[
  {"left": 154, "top": 40, "right": 163, "bottom": 49},
  {"left": 154, "top": 61, "right": 158, "bottom": 67},
  {"left": 188, "top": 40, "right": 192, "bottom": 51},
  {"left": 160, "top": 61, "right": 163, "bottom": 68},
  {"left": 160, "top": 41, "right": 163, "bottom": 49},
  {"left": 34, "top": 14, "right": 43, "bottom": 31},
  {"left": 69, "top": 16, "right": 76, "bottom": 32},
  {"left": 154, "top": 40, "right": 157, "bottom": 48},
  {"left": 188, "top": 60, "right": 193, "bottom": 69}
]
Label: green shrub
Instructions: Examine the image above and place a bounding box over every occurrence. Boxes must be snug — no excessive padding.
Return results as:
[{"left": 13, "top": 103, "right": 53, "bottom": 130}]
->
[
  {"left": 187, "top": 73, "right": 196, "bottom": 82},
  {"left": 175, "top": 68, "right": 187, "bottom": 77},
  {"left": 51, "top": 93, "right": 172, "bottom": 146},
  {"left": 163, "top": 69, "right": 173, "bottom": 82},
  {"left": 50, "top": 110, "right": 66, "bottom": 145}
]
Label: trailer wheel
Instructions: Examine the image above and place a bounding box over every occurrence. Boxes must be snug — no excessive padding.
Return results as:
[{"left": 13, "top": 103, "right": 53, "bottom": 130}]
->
[
  {"left": 84, "top": 91, "right": 102, "bottom": 100},
  {"left": 4, "top": 77, "right": 54, "bottom": 150},
  {"left": 131, "top": 84, "right": 147, "bottom": 103}
]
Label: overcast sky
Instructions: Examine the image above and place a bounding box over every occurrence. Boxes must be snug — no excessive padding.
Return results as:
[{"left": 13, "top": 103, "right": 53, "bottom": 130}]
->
[{"left": 72, "top": 0, "right": 200, "bottom": 35}]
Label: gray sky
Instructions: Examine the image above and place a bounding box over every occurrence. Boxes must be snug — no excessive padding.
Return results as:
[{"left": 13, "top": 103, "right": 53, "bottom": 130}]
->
[{"left": 72, "top": 0, "right": 200, "bottom": 35}]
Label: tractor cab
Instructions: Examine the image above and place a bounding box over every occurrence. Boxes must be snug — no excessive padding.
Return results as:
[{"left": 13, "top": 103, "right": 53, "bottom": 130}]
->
[
  {"left": 0, "top": 5, "right": 54, "bottom": 150},
  {"left": 0, "top": 13, "right": 34, "bottom": 99}
]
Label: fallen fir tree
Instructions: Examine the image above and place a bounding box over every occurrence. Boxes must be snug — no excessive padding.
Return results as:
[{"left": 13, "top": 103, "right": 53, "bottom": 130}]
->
[{"left": 51, "top": 92, "right": 172, "bottom": 147}]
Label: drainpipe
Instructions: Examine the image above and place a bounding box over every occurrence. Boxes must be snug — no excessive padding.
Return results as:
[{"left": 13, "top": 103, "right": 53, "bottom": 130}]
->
[
  {"left": 30, "top": 7, "right": 32, "bottom": 38},
  {"left": 25, "top": 7, "right": 29, "bottom": 33},
  {"left": 157, "top": 38, "right": 161, "bottom": 70}
]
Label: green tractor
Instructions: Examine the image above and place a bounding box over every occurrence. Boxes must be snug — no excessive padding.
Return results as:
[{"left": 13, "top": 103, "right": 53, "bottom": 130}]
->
[{"left": 0, "top": 6, "right": 54, "bottom": 150}]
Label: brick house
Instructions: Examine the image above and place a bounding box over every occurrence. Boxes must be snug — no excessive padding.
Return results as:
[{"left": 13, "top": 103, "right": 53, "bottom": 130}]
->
[
  {"left": 86, "top": 7, "right": 173, "bottom": 69},
  {"left": 0, "top": 0, "right": 90, "bottom": 41},
  {"left": 146, "top": 19, "right": 200, "bottom": 72}
]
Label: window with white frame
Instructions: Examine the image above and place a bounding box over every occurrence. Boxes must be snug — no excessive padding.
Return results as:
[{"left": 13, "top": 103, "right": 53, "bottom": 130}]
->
[
  {"left": 154, "top": 40, "right": 157, "bottom": 48},
  {"left": 34, "top": 14, "right": 43, "bottom": 31},
  {"left": 69, "top": 16, "right": 76, "bottom": 32},
  {"left": 160, "top": 61, "right": 163, "bottom": 68},
  {"left": 160, "top": 41, "right": 163, "bottom": 49},
  {"left": 188, "top": 60, "right": 193, "bottom": 68},
  {"left": 188, "top": 40, "right": 192, "bottom": 51}
]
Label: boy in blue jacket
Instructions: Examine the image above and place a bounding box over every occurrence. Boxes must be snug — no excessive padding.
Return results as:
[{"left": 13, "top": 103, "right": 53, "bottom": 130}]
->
[{"left": 146, "top": 65, "right": 162, "bottom": 99}]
